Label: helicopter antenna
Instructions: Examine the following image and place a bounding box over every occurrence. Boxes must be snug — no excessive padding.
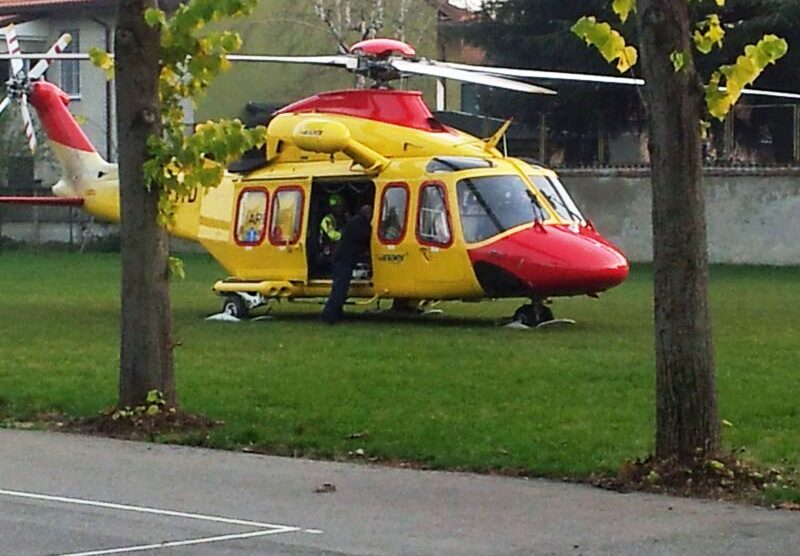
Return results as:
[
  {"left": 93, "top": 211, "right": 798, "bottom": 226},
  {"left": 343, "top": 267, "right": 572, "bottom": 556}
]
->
[{"left": 484, "top": 118, "right": 513, "bottom": 154}]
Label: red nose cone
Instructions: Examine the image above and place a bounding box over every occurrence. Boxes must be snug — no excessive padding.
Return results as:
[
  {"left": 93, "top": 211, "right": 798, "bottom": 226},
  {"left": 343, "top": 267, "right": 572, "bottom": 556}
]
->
[{"left": 469, "top": 225, "right": 629, "bottom": 297}]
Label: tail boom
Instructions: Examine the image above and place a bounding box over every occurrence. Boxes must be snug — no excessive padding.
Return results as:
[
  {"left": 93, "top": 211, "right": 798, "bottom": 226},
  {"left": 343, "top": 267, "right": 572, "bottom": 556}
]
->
[{"left": 28, "top": 81, "right": 116, "bottom": 199}]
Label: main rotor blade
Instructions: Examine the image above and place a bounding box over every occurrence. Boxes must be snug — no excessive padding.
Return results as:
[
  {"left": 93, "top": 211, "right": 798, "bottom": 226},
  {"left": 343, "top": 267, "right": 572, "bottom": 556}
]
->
[
  {"left": 435, "top": 61, "right": 645, "bottom": 86},
  {"left": 0, "top": 52, "right": 360, "bottom": 70},
  {"left": 392, "top": 60, "right": 556, "bottom": 95},
  {"left": 437, "top": 61, "right": 800, "bottom": 100},
  {"left": 2, "top": 24, "right": 24, "bottom": 76},
  {"left": 29, "top": 33, "right": 73, "bottom": 80},
  {"left": 0, "top": 53, "right": 89, "bottom": 60},
  {"left": 20, "top": 95, "right": 36, "bottom": 154},
  {"left": 0, "top": 96, "right": 11, "bottom": 117},
  {"left": 226, "top": 54, "right": 358, "bottom": 69}
]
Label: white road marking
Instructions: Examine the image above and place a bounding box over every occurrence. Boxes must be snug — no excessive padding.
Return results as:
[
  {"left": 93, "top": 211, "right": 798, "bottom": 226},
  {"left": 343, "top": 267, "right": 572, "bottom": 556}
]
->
[
  {"left": 55, "top": 528, "right": 292, "bottom": 556},
  {"left": 0, "top": 487, "right": 325, "bottom": 555},
  {"left": 0, "top": 488, "right": 298, "bottom": 530}
]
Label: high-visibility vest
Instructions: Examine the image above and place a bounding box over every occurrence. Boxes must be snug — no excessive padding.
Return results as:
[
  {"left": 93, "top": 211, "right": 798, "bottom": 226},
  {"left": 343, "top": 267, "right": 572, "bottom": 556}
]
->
[{"left": 319, "top": 213, "right": 343, "bottom": 253}]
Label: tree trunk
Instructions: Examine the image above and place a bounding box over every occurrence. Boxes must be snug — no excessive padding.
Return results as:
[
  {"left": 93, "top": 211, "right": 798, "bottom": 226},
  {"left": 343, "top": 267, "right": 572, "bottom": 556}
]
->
[
  {"left": 636, "top": 0, "right": 720, "bottom": 460},
  {"left": 115, "top": 0, "right": 175, "bottom": 407}
]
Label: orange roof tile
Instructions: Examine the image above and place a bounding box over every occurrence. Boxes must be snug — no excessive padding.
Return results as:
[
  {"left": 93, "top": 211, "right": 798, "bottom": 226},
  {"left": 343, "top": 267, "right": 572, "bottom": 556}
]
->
[{"left": 0, "top": 0, "right": 114, "bottom": 13}]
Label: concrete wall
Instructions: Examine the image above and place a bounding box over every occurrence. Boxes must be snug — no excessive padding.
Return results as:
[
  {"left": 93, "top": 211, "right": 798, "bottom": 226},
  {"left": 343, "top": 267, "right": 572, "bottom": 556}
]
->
[
  {"left": 4, "top": 170, "right": 800, "bottom": 265},
  {"left": 561, "top": 169, "right": 800, "bottom": 266}
]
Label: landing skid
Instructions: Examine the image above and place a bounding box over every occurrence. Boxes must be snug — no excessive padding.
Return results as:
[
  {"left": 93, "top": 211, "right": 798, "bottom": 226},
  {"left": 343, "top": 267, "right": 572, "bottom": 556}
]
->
[
  {"left": 503, "top": 318, "right": 576, "bottom": 330},
  {"left": 369, "top": 299, "right": 444, "bottom": 317},
  {"left": 204, "top": 312, "right": 275, "bottom": 323}
]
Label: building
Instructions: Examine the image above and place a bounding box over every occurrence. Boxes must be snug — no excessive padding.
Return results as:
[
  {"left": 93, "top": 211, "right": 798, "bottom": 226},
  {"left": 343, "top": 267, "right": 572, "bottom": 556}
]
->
[{"left": 0, "top": 0, "right": 119, "bottom": 166}]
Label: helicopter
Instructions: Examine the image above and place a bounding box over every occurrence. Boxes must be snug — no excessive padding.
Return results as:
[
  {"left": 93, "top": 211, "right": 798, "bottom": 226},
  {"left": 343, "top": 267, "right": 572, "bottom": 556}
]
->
[{"left": 0, "top": 30, "right": 655, "bottom": 326}]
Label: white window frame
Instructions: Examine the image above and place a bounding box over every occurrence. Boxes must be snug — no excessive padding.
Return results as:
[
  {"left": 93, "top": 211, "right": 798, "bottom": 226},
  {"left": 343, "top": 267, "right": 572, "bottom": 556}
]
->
[{"left": 60, "top": 29, "right": 80, "bottom": 99}]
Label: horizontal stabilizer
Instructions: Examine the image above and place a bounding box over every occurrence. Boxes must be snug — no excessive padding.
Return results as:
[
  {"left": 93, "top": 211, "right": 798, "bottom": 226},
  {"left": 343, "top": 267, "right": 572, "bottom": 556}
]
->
[{"left": 0, "top": 196, "right": 84, "bottom": 206}]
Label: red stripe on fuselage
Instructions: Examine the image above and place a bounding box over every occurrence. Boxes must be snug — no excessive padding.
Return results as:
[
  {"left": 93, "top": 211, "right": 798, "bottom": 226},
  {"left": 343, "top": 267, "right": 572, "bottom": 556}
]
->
[{"left": 28, "top": 81, "right": 95, "bottom": 153}]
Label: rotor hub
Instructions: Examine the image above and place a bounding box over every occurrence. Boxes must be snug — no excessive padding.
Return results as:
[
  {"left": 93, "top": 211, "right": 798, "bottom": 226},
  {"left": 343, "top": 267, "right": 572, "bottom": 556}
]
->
[
  {"left": 6, "top": 71, "right": 30, "bottom": 99},
  {"left": 349, "top": 38, "right": 416, "bottom": 60}
]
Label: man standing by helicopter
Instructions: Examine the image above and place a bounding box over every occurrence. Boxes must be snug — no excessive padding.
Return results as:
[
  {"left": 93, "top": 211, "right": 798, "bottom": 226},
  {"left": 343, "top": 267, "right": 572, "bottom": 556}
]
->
[
  {"left": 321, "top": 204, "right": 373, "bottom": 324},
  {"left": 318, "top": 193, "right": 348, "bottom": 269}
]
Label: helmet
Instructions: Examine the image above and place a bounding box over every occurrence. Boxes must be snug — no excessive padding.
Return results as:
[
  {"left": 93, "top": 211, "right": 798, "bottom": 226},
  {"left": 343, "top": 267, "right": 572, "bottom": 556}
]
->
[{"left": 328, "top": 194, "right": 344, "bottom": 208}]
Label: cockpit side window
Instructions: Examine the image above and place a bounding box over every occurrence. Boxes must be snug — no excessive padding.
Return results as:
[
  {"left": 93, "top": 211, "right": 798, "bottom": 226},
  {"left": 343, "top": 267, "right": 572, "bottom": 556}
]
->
[
  {"left": 417, "top": 182, "right": 452, "bottom": 247},
  {"left": 457, "top": 175, "right": 546, "bottom": 243},
  {"left": 529, "top": 175, "right": 585, "bottom": 224}
]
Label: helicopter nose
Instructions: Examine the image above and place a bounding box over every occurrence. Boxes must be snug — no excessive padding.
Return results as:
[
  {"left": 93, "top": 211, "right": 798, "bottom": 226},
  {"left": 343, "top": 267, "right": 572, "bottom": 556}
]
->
[{"left": 468, "top": 225, "right": 629, "bottom": 297}]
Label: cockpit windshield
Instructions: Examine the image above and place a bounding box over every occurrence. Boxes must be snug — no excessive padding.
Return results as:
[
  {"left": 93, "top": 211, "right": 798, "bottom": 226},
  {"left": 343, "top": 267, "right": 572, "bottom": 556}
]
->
[
  {"left": 457, "top": 175, "right": 547, "bottom": 243},
  {"left": 528, "top": 175, "right": 585, "bottom": 224}
]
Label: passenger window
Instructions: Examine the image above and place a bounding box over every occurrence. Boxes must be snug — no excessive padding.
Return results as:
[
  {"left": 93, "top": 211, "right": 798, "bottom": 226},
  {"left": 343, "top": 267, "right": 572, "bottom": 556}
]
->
[
  {"left": 235, "top": 188, "right": 268, "bottom": 245},
  {"left": 417, "top": 183, "right": 452, "bottom": 246},
  {"left": 269, "top": 188, "right": 304, "bottom": 245},
  {"left": 379, "top": 184, "right": 409, "bottom": 243}
]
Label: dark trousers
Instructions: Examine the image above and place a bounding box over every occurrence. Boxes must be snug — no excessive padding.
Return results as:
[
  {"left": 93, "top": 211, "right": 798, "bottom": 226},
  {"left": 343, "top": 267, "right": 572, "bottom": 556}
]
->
[{"left": 321, "top": 260, "right": 354, "bottom": 323}]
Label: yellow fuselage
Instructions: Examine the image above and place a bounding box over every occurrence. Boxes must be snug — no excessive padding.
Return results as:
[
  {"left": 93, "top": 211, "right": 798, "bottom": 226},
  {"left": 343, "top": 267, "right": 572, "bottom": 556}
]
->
[{"left": 82, "top": 110, "right": 583, "bottom": 302}]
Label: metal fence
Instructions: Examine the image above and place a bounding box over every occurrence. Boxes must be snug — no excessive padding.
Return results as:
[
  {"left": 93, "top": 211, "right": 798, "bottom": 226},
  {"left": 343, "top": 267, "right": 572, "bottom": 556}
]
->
[{"left": 531, "top": 103, "right": 800, "bottom": 168}]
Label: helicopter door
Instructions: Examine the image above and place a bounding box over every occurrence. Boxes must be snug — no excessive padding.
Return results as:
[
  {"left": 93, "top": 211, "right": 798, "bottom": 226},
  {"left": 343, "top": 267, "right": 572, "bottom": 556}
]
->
[
  {"left": 265, "top": 180, "right": 311, "bottom": 283},
  {"left": 411, "top": 181, "right": 469, "bottom": 297}
]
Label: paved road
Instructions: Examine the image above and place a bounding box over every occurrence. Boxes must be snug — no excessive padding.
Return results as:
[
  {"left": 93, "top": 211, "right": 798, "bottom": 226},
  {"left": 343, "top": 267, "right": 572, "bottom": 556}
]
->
[{"left": 1, "top": 429, "right": 798, "bottom": 556}]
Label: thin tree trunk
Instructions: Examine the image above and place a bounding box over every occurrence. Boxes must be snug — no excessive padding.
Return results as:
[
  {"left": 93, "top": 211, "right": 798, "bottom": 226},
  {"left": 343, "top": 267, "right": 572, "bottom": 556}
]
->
[
  {"left": 115, "top": 0, "right": 175, "bottom": 407},
  {"left": 636, "top": 0, "right": 720, "bottom": 460}
]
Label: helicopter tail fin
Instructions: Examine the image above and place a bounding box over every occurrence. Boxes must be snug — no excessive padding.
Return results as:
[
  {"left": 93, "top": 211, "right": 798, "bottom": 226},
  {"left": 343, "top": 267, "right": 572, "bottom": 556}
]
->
[{"left": 28, "top": 81, "right": 115, "bottom": 197}]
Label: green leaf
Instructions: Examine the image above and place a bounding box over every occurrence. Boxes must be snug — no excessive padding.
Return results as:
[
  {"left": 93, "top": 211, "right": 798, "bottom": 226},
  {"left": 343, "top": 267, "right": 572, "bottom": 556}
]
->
[
  {"left": 145, "top": 390, "right": 164, "bottom": 404},
  {"left": 144, "top": 8, "right": 166, "bottom": 28},
  {"left": 670, "top": 50, "right": 687, "bottom": 72},
  {"left": 694, "top": 14, "right": 725, "bottom": 54},
  {"left": 572, "top": 16, "right": 638, "bottom": 73},
  {"left": 168, "top": 256, "right": 186, "bottom": 281},
  {"left": 704, "top": 34, "right": 788, "bottom": 119},
  {"left": 611, "top": 0, "right": 636, "bottom": 23},
  {"left": 88, "top": 47, "right": 114, "bottom": 80}
]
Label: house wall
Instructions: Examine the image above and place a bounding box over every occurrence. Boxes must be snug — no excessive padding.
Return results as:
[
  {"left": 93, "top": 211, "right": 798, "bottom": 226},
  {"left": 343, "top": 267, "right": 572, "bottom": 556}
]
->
[
  {"left": 561, "top": 170, "right": 800, "bottom": 266},
  {"left": 1, "top": 12, "right": 117, "bottom": 192},
  {"left": 46, "top": 13, "right": 116, "bottom": 161},
  {"left": 12, "top": 14, "right": 115, "bottom": 159}
]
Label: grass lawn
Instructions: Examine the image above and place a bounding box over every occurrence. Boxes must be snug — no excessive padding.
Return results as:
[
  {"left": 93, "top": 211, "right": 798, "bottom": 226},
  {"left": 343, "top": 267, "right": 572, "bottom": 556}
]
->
[{"left": 1, "top": 251, "right": 798, "bottom": 480}]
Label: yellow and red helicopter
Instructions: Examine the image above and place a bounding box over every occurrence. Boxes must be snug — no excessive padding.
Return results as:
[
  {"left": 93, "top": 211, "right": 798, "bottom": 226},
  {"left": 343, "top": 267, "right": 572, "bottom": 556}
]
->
[{"left": 18, "top": 30, "right": 800, "bottom": 326}]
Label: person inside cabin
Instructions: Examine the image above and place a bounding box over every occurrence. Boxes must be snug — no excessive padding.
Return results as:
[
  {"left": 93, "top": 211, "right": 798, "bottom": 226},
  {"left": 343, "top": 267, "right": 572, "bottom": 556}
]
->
[
  {"left": 318, "top": 193, "right": 347, "bottom": 267},
  {"left": 321, "top": 204, "right": 373, "bottom": 324},
  {"left": 382, "top": 206, "right": 403, "bottom": 241}
]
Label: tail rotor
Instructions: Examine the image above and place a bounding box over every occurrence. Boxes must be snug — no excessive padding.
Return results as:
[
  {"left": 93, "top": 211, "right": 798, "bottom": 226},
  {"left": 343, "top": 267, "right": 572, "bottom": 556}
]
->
[{"left": 0, "top": 23, "right": 72, "bottom": 153}]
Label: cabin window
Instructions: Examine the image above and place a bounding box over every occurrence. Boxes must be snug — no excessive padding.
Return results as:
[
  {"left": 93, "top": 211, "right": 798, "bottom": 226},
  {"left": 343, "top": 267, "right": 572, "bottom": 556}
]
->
[
  {"left": 269, "top": 187, "right": 304, "bottom": 245},
  {"left": 235, "top": 188, "right": 268, "bottom": 246},
  {"left": 528, "top": 175, "right": 585, "bottom": 223},
  {"left": 457, "top": 175, "right": 547, "bottom": 243},
  {"left": 60, "top": 29, "right": 80, "bottom": 97},
  {"left": 417, "top": 182, "right": 452, "bottom": 247},
  {"left": 378, "top": 184, "right": 409, "bottom": 244}
]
